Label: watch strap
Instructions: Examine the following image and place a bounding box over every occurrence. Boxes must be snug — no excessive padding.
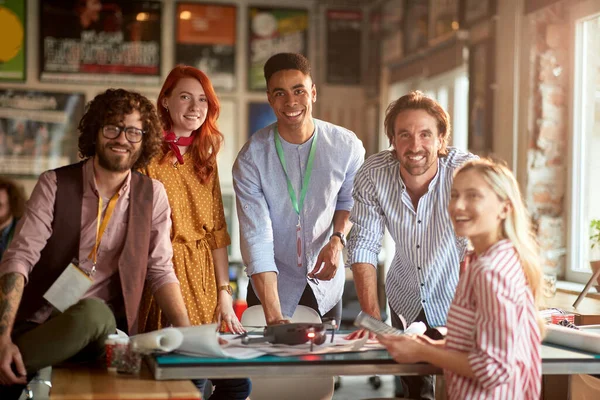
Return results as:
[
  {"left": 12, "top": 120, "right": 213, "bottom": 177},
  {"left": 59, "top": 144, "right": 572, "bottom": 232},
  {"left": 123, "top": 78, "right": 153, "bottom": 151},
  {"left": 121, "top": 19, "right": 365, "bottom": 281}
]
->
[{"left": 330, "top": 231, "right": 346, "bottom": 247}]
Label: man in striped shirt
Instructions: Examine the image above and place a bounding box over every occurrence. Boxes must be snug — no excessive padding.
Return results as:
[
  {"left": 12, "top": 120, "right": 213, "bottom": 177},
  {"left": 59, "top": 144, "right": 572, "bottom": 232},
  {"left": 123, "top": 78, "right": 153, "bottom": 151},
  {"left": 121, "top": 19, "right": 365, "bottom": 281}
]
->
[{"left": 347, "top": 90, "right": 475, "bottom": 399}]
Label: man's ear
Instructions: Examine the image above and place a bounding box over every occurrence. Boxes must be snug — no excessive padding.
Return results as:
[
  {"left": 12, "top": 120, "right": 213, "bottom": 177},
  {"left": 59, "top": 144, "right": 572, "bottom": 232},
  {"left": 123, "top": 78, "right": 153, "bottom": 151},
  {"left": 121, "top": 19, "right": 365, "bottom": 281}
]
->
[{"left": 312, "top": 83, "right": 317, "bottom": 103}]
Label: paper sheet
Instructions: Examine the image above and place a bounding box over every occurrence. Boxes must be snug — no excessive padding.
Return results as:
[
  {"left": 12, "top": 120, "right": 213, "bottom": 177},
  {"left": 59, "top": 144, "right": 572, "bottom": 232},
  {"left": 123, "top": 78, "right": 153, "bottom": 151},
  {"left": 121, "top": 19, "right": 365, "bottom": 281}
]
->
[{"left": 131, "top": 324, "right": 392, "bottom": 359}]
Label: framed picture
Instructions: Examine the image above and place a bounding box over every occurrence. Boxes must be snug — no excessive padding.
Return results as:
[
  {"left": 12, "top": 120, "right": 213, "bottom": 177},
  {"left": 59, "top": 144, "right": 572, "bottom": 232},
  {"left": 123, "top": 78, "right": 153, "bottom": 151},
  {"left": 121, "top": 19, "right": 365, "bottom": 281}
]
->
[
  {"left": 459, "top": 0, "right": 496, "bottom": 29},
  {"left": 248, "top": 102, "right": 276, "bottom": 138},
  {"left": 468, "top": 38, "right": 495, "bottom": 155},
  {"left": 403, "top": 0, "right": 429, "bottom": 55},
  {"left": 247, "top": 7, "right": 308, "bottom": 91},
  {"left": 175, "top": 3, "right": 236, "bottom": 91},
  {"left": 0, "top": 0, "right": 26, "bottom": 81},
  {"left": 429, "top": 0, "right": 459, "bottom": 43},
  {"left": 39, "top": 0, "right": 162, "bottom": 85},
  {"left": 326, "top": 10, "right": 362, "bottom": 85},
  {"left": 0, "top": 89, "right": 85, "bottom": 177}
]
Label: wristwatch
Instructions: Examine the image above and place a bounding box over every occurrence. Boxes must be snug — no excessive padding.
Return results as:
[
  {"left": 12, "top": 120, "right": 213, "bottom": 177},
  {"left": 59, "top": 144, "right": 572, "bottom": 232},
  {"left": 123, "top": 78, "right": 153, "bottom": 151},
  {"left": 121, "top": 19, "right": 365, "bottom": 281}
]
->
[
  {"left": 330, "top": 231, "right": 346, "bottom": 247},
  {"left": 218, "top": 284, "right": 233, "bottom": 296}
]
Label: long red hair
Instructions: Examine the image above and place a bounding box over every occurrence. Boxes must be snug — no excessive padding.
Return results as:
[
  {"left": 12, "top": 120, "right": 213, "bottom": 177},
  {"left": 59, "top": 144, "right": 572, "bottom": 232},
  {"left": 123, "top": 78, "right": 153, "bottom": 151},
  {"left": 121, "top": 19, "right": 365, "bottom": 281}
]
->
[{"left": 157, "top": 65, "right": 223, "bottom": 184}]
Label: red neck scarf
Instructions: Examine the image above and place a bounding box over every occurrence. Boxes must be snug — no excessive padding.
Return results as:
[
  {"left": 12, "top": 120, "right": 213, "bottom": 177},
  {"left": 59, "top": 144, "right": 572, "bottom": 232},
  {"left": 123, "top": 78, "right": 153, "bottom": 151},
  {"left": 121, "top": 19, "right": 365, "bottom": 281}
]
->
[{"left": 164, "top": 131, "right": 195, "bottom": 164}]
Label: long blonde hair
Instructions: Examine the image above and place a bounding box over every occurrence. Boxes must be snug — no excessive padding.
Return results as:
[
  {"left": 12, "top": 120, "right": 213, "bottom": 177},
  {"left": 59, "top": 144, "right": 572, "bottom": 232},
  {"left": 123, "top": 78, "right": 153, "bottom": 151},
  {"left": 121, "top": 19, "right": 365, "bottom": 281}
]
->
[{"left": 455, "top": 159, "right": 546, "bottom": 336}]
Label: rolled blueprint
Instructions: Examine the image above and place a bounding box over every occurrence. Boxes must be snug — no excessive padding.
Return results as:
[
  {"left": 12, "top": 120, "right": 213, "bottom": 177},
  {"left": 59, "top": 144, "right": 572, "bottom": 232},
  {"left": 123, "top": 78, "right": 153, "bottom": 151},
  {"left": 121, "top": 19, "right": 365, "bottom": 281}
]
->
[{"left": 130, "top": 327, "right": 184, "bottom": 353}]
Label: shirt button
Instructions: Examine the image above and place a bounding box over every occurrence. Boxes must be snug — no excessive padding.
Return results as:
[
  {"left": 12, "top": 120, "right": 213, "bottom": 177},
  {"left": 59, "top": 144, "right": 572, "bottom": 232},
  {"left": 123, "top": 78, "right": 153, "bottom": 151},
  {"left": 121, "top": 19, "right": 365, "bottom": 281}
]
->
[
  {"left": 421, "top": 283, "right": 425, "bottom": 287},
  {"left": 416, "top": 245, "right": 420, "bottom": 249},
  {"left": 422, "top": 300, "right": 426, "bottom": 303},
  {"left": 417, "top": 267, "right": 421, "bottom": 270},
  {"left": 418, "top": 220, "right": 422, "bottom": 224}
]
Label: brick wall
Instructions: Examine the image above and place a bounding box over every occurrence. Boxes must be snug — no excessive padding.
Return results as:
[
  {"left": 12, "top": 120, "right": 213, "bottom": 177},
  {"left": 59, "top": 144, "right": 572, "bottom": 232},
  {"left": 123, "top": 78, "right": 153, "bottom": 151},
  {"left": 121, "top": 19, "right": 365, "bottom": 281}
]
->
[{"left": 526, "top": 1, "right": 575, "bottom": 277}]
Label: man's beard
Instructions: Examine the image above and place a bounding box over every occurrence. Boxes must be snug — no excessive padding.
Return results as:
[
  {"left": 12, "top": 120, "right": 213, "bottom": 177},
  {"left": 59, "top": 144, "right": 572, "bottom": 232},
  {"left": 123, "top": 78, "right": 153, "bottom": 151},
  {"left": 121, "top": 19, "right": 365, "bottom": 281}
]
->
[
  {"left": 96, "top": 142, "right": 142, "bottom": 172},
  {"left": 400, "top": 151, "right": 436, "bottom": 176}
]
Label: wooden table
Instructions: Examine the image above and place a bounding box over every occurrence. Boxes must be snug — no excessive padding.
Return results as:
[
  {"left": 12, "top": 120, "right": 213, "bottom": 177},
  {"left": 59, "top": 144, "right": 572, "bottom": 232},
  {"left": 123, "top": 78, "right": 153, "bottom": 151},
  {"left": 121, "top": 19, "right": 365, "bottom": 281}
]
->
[
  {"left": 544, "top": 289, "right": 600, "bottom": 325},
  {"left": 50, "top": 362, "right": 200, "bottom": 400}
]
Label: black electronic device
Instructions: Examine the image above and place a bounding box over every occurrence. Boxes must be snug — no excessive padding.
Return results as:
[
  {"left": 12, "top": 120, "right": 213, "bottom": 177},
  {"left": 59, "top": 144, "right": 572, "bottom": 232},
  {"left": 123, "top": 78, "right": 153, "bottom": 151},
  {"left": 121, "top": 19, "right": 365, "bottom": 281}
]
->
[{"left": 241, "top": 322, "right": 335, "bottom": 351}]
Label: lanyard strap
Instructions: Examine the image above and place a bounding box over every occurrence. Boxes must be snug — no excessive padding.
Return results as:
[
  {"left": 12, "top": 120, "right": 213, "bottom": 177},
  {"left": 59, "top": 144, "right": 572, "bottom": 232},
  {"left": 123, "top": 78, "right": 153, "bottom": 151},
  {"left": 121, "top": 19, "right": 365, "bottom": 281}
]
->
[
  {"left": 88, "top": 193, "right": 120, "bottom": 270},
  {"left": 274, "top": 125, "right": 318, "bottom": 216}
]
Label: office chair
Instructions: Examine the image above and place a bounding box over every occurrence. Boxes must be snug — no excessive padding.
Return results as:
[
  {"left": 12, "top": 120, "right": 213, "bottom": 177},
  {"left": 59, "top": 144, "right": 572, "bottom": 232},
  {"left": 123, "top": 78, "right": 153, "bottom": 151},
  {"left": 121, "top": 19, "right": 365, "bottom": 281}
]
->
[{"left": 240, "top": 305, "right": 335, "bottom": 400}]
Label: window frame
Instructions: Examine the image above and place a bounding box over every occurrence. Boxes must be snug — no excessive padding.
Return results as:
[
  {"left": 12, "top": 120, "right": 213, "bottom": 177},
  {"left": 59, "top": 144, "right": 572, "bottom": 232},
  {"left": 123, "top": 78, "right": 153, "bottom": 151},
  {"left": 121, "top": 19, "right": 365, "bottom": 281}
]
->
[{"left": 566, "top": 0, "right": 600, "bottom": 283}]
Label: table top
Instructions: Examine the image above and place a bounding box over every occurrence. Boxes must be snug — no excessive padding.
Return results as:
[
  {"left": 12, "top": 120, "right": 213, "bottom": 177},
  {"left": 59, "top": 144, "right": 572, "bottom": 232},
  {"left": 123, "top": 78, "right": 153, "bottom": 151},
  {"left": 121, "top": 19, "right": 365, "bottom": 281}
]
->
[
  {"left": 148, "top": 343, "right": 600, "bottom": 380},
  {"left": 50, "top": 363, "right": 201, "bottom": 400},
  {"left": 545, "top": 290, "right": 600, "bottom": 325}
]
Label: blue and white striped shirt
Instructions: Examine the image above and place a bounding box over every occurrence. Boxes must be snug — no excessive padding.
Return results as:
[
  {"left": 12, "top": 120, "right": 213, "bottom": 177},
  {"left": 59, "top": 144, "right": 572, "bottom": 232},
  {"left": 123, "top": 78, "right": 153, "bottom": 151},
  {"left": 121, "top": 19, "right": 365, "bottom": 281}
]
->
[
  {"left": 346, "top": 147, "right": 476, "bottom": 327},
  {"left": 233, "top": 119, "right": 365, "bottom": 318}
]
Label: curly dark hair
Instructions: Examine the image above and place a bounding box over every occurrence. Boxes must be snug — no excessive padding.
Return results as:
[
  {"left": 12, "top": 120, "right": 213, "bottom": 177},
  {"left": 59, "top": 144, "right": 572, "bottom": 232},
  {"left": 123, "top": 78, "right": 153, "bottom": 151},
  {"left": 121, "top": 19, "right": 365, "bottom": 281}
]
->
[
  {"left": 78, "top": 89, "right": 162, "bottom": 170},
  {"left": 0, "top": 176, "right": 26, "bottom": 219}
]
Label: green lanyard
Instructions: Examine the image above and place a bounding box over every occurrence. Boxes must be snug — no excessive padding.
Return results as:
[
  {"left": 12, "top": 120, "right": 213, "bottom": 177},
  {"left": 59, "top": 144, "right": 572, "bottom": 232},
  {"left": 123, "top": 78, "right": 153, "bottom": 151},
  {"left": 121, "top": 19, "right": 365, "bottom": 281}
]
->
[{"left": 274, "top": 125, "right": 318, "bottom": 224}]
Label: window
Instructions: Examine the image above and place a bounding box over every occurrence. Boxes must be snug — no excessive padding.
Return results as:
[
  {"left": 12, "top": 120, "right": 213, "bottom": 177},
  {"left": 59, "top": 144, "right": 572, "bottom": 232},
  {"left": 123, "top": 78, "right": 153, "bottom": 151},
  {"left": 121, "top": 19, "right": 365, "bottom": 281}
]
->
[{"left": 567, "top": 1, "right": 600, "bottom": 282}]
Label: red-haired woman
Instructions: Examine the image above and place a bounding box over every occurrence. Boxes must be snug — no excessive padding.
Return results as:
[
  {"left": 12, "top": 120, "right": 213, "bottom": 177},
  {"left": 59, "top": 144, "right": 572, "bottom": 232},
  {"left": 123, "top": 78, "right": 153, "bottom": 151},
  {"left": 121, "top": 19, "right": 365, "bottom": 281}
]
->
[{"left": 138, "top": 65, "right": 250, "bottom": 399}]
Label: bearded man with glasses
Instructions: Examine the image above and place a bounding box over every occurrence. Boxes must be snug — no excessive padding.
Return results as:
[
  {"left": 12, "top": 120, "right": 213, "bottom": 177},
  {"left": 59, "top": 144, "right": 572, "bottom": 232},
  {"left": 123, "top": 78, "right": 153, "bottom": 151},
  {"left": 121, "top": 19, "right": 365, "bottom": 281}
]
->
[{"left": 0, "top": 89, "right": 190, "bottom": 399}]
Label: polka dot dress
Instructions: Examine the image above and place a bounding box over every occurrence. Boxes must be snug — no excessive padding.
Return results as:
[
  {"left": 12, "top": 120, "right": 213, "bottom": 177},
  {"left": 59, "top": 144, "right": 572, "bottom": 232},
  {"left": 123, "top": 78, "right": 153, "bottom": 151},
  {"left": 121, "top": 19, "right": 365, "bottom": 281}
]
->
[{"left": 138, "top": 152, "right": 231, "bottom": 331}]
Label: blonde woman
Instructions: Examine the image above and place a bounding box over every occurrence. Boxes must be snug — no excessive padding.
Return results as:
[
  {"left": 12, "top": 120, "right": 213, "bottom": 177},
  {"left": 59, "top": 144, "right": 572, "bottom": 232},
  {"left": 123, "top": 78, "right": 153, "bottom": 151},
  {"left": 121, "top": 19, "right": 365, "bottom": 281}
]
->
[{"left": 379, "top": 159, "right": 544, "bottom": 400}]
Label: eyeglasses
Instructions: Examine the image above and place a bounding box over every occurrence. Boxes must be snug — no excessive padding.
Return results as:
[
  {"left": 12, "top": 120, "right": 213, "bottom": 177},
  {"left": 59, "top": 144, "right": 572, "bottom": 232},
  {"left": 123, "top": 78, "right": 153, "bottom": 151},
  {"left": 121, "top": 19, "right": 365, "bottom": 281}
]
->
[{"left": 102, "top": 125, "right": 144, "bottom": 143}]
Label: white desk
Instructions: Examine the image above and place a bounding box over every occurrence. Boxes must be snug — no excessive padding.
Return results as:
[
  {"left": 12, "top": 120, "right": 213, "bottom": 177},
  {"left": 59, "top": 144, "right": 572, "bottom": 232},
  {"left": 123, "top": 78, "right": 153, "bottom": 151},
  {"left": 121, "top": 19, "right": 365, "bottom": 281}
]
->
[{"left": 147, "top": 343, "right": 600, "bottom": 380}]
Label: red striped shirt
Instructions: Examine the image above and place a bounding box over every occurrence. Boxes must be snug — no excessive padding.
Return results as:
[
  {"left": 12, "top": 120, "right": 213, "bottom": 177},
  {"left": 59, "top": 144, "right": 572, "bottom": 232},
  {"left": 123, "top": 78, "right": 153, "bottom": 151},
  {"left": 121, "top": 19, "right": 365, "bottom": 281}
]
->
[{"left": 444, "top": 240, "right": 541, "bottom": 400}]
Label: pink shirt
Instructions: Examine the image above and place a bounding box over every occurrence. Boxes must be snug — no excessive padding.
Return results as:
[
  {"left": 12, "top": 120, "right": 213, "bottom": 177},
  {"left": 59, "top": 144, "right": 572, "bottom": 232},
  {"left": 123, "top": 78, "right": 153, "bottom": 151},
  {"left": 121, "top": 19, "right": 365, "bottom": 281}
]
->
[
  {"left": 444, "top": 240, "right": 541, "bottom": 400},
  {"left": 0, "top": 158, "right": 179, "bottom": 323}
]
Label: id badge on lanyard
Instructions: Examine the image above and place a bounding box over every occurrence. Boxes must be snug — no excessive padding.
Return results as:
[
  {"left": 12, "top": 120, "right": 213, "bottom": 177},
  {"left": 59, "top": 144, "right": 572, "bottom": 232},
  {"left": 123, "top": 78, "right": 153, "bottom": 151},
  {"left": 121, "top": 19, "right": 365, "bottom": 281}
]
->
[
  {"left": 296, "top": 217, "right": 302, "bottom": 268},
  {"left": 44, "top": 192, "right": 119, "bottom": 311},
  {"left": 274, "top": 124, "right": 318, "bottom": 271}
]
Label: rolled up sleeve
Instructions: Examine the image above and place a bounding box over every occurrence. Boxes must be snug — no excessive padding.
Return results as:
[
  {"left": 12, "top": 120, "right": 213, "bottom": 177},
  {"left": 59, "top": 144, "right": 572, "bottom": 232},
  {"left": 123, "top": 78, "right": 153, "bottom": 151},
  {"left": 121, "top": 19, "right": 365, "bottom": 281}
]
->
[
  {"left": 145, "top": 180, "right": 179, "bottom": 294},
  {"left": 468, "top": 266, "right": 517, "bottom": 389},
  {"left": 346, "top": 166, "right": 385, "bottom": 268},
  {"left": 232, "top": 151, "right": 278, "bottom": 276}
]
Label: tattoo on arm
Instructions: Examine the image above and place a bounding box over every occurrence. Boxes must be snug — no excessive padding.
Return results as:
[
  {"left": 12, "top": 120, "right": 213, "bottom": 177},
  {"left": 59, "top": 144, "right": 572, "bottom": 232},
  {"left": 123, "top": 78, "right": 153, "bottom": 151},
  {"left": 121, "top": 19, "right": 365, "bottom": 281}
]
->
[{"left": 0, "top": 273, "right": 24, "bottom": 337}]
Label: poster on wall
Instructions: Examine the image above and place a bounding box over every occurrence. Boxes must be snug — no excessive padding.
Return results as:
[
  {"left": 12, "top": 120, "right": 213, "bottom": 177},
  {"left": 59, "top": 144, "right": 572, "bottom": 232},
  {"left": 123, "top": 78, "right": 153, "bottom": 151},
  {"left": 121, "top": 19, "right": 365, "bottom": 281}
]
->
[
  {"left": 468, "top": 39, "right": 494, "bottom": 155},
  {"left": 176, "top": 3, "right": 236, "bottom": 91},
  {"left": 0, "top": 89, "right": 85, "bottom": 177},
  {"left": 248, "top": 7, "right": 308, "bottom": 91},
  {"left": 326, "top": 10, "right": 362, "bottom": 85},
  {"left": 39, "top": 0, "right": 161, "bottom": 85},
  {"left": 0, "top": 0, "right": 26, "bottom": 81},
  {"left": 248, "top": 102, "right": 276, "bottom": 137}
]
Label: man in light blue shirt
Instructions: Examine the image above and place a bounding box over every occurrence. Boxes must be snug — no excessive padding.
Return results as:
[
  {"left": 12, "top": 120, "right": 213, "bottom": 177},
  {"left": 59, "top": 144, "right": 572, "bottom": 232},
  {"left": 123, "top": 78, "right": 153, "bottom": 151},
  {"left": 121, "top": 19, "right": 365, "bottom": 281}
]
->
[
  {"left": 233, "top": 53, "right": 364, "bottom": 326},
  {"left": 347, "top": 91, "right": 475, "bottom": 400}
]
